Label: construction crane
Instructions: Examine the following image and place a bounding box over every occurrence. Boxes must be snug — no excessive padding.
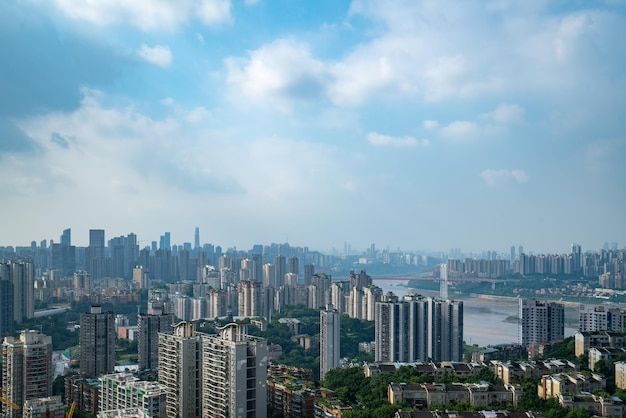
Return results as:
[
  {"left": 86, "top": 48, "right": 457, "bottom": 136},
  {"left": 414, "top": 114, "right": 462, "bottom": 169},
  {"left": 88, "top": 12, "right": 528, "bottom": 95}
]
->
[
  {"left": 0, "top": 395, "right": 20, "bottom": 410},
  {"left": 66, "top": 400, "right": 76, "bottom": 418}
]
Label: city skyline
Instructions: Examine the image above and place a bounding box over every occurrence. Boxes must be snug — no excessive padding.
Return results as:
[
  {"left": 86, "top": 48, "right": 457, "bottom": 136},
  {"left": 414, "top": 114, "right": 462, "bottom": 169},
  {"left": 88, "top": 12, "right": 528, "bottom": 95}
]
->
[
  {"left": 1, "top": 1, "right": 625, "bottom": 254},
  {"left": 0, "top": 225, "right": 621, "bottom": 257}
]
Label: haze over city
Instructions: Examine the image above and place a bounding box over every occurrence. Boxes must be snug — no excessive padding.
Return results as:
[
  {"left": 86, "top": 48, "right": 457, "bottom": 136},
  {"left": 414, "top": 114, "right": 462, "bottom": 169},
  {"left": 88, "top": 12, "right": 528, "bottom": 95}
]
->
[{"left": 1, "top": 0, "right": 625, "bottom": 253}]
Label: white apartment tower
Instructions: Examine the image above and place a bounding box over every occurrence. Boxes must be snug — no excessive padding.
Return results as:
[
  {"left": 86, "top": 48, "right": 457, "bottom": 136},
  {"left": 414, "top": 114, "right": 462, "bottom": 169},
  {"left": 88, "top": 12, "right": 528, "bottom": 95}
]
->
[
  {"left": 158, "top": 321, "right": 202, "bottom": 418},
  {"left": 375, "top": 294, "right": 463, "bottom": 363},
  {"left": 518, "top": 298, "right": 565, "bottom": 345},
  {"left": 320, "top": 304, "right": 341, "bottom": 381},
  {"left": 201, "top": 323, "right": 268, "bottom": 418},
  {"left": 1, "top": 330, "right": 53, "bottom": 418},
  {"left": 158, "top": 321, "right": 267, "bottom": 418}
]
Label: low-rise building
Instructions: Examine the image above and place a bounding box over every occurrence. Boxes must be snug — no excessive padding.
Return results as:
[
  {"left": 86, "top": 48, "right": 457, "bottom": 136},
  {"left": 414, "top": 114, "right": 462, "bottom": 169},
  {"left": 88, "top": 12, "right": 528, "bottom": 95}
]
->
[
  {"left": 388, "top": 382, "right": 522, "bottom": 409},
  {"left": 574, "top": 331, "right": 626, "bottom": 357},
  {"left": 588, "top": 347, "right": 626, "bottom": 371},
  {"left": 558, "top": 393, "right": 624, "bottom": 417},
  {"left": 538, "top": 373, "right": 605, "bottom": 399}
]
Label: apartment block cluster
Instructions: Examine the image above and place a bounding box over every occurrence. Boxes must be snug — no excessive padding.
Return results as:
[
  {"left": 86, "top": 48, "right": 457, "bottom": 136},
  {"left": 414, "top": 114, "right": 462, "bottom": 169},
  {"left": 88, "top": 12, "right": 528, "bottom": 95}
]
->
[
  {"left": 445, "top": 244, "right": 625, "bottom": 284},
  {"left": 0, "top": 298, "right": 269, "bottom": 418}
]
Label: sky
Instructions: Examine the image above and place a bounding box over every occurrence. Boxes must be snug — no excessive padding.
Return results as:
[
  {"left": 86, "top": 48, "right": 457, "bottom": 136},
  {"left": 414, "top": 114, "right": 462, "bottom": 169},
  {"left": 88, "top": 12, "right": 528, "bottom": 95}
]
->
[{"left": 1, "top": 0, "right": 625, "bottom": 255}]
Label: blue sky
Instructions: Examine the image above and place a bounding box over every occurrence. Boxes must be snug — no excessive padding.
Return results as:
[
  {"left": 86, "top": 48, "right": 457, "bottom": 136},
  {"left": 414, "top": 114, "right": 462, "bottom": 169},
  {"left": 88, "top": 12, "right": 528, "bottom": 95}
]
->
[{"left": 1, "top": 0, "right": 625, "bottom": 254}]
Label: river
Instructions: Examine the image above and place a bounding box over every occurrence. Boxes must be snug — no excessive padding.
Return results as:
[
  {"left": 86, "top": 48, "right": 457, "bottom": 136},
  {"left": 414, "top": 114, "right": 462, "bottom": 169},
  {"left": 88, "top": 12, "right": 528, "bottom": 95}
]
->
[{"left": 373, "top": 279, "right": 578, "bottom": 347}]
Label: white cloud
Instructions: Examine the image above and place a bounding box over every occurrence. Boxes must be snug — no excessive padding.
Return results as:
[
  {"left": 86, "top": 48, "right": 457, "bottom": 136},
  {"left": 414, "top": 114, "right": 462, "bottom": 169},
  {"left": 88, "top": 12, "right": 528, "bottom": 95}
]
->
[
  {"left": 423, "top": 120, "right": 439, "bottom": 130},
  {"left": 482, "top": 104, "right": 525, "bottom": 124},
  {"left": 480, "top": 169, "right": 529, "bottom": 187},
  {"left": 53, "top": 0, "right": 232, "bottom": 30},
  {"left": 440, "top": 121, "right": 479, "bottom": 141},
  {"left": 197, "top": 0, "right": 232, "bottom": 25},
  {"left": 137, "top": 44, "right": 172, "bottom": 67},
  {"left": 226, "top": 38, "right": 330, "bottom": 105},
  {"left": 366, "top": 132, "right": 429, "bottom": 148}
]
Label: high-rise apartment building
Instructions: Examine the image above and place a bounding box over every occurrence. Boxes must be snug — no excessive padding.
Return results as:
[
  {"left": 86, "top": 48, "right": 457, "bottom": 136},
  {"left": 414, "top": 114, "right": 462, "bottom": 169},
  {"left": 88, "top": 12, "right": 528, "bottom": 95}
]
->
[
  {"left": 1, "top": 330, "right": 53, "bottom": 418},
  {"left": 158, "top": 321, "right": 268, "bottom": 418},
  {"left": 375, "top": 294, "right": 464, "bottom": 363},
  {"left": 158, "top": 322, "right": 202, "bottom": 418},
  {"left": 0, "top": 266, "right": 14, "bottom": 337},
  {"left": 138, "top": 312, "right": 174, "bottom": 371},
  {"left": 201, "top": 323, "right": 267, "bottom": 418},
  {"left": 320, "top": 304, "right": 341, "bottom": 381},
  {"left": 518, "top": 298, "right": 564, "bottom": 345},
  {"left": 80, "top": 305, "right": 116, "bottom": 377},
  {"left": 238, "top": 279, "right": 261, "bottom": 317},
  {"left": 99, "top": 373, "right": 167, "bottom": 417},
  {"left": 303, "top": 264, "right": 315, "bottom": 286},
  {"left": 287, "top": 256, "right": 299, "bottom": 277},
  {"left": 275, "top": 255, "right": 286, "bottom": 288},
  {"left": 0, "top": 260, "right": 35, "bottom": 324}
]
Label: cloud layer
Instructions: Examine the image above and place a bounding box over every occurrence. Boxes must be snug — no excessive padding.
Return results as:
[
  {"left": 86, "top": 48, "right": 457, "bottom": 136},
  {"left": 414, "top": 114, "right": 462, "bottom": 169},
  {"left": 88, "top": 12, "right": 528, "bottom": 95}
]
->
[{"left": 0, "top": 0, "right": 624, "bottom": 253}]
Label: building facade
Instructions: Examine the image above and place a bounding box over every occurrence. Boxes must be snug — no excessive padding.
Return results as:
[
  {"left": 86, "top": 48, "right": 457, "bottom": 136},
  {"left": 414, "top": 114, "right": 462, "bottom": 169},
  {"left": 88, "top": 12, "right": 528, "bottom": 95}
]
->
[
  {"left": 201, "top": 323, "right": 268, "bottom": 418},
  {"left": 98, "top": 373, "right": 167, "bottom": 417},
  {"left": 375, "top": 294, "right": 464, "bottom": 363},
  {"left": 158, "top": 322, "right": 202, "bottom": 418},
  {"left": 1, "top": 330, "right": 53, "bottom": 418},
  {"left": 137, "top": 312, "right": 174, "bottom": 371},
  {"left": 519, "top": 299, "right": 564, "bottom": 346},
  {"left": 80, "top": 305, "right": 116, "bottom": 377},
  {"left": 320, "top": 305, "right": 341, "bottom": 381},
  {"left": 158, "top": 321, "right": 268, "bottom": 418}
]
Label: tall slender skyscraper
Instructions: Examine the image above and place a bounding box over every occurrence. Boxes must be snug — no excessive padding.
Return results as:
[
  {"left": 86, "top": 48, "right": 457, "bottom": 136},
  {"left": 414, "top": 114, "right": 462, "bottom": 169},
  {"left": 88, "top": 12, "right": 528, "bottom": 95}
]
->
[
  {"left": 79, "top": 305, "right": 116, "bottom": 377},
  {"left": 320, "top": 304, "right": 341, "bottom": 381},
  {"left": 2, "top": 330, "right": 53, "bottom": 418},
  {"left": 274, "top": 255, "right": 286, "bottom": 288},
  {"left": 61, "top": 228, "right": 71, "bottom": 246},
  {"left": 0, "top": 263, "right": 14, "bottom": 337},
  {"left": 194, "top": 227, "right": 200, "bottom": 249}
]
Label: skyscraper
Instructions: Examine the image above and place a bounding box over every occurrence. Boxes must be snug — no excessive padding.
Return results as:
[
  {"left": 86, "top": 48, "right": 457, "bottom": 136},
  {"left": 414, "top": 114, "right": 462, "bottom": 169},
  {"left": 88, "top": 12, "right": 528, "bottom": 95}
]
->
[
  {"left": 238, "top": 279, "right": 261, "bottom": 317},
  {"left": 0, "top": 264, "right": 14, "bottom": 337},
  {"left": 138, "top": 311, "right": 174, "bottom": 371},
  {"left": 85, "top": 229, "right": 107, "bottom": 278},
  {"left": 158, "top": 322, "right": 202, "bottom": 418},
  {"left": 320, "top": 304, "right": 340, "bottom": 381},
  {"left": 61, "top": 228, "right": 71, "bottom": 246},
  {"left": 158, "top": 322, "right": 267, "bottom": 418},
  {"left": 274, "top": 255, "right": 286, "bottom": 288},
  {"left": 2, "top": 330, "right": 53, "bottom": 418},
  {"left": 518, "top": 298, "right": 564, "bottom": 345},
  {"left": 287, "top": 256, "right": 299, "bottom": 277},
  {"left": 194, "top": 227, "right": 200, "bottom": 249},
  {"left": 201, "top": 323, "right": 267, "bottom": 418},
  {"left": 79, "top": 305, "right": 116, "bottom": 377},
  {"left": 0, "top": 260, "right": 35, "bottom": 323},
  {"left": 375, "top": 294, "right": 463, "bottom": 363}
]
